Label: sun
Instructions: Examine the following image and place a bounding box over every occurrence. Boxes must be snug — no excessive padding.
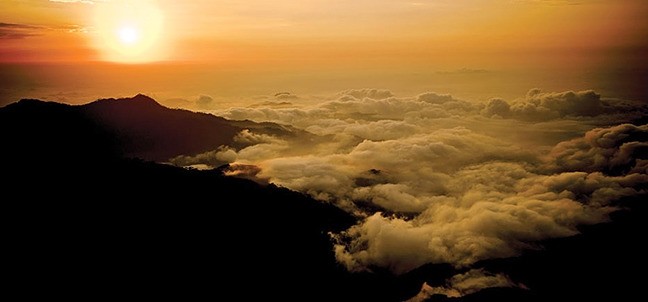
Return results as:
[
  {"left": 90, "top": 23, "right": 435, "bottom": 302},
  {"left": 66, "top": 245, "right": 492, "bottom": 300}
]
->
[
  {"left": 93, "top": 1, "right": 167, "bottom": 63},
  {"left": 118, "top": 26, "right": 139, "bottom": 45}
]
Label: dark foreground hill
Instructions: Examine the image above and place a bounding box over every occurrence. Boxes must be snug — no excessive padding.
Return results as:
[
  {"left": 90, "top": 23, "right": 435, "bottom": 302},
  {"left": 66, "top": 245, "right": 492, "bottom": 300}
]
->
[
  {"left": 0, "top": 96, "right": 413, "bottom": 301},
  {"left": 1, "top": 96, "right": 646, "bottom": 301}
]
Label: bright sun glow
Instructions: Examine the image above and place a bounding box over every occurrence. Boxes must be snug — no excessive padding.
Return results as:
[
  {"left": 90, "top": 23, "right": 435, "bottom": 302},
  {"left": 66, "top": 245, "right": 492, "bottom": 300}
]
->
[
  {"left": 93, "top": 1, "right": 167, "bottom": 63},
  {"left": 118, "top": 26, "right": 139, "bottom": 45}
]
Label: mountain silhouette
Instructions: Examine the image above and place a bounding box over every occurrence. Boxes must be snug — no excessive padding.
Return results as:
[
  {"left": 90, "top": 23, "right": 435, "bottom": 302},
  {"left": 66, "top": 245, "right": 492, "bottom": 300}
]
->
[
  {"left": 82, "top": 94, "right": 240, "bottom": 161},
  {"left": 1, "top": 94, "right": 303, "bottom": 162}
]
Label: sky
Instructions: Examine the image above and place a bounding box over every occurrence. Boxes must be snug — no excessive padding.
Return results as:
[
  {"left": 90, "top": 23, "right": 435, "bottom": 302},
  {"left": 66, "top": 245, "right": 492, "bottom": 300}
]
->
[{"left": 1, "top": 0, "right": 647, "bottom": 106}]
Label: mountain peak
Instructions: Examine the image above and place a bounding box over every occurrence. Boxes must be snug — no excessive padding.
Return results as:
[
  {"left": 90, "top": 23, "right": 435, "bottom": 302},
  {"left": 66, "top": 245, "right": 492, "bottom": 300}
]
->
[
  {"left": 121, "top": 94, "right": 161, "bottom": 107},
  {"left": 131, "top": 93, "right": 156, "bottom": 103},
  {"left": 88, "top": 94, "right": 163, "bottom": 109}
]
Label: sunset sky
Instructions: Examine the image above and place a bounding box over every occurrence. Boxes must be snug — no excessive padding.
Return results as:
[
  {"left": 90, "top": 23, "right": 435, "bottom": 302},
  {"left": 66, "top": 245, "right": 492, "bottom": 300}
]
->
[
  {"left": 3, "top": 2, "right": 648, "bottom": 300},
  {"left": 1, "top": 0, "right": 647, "bottom": 105}
]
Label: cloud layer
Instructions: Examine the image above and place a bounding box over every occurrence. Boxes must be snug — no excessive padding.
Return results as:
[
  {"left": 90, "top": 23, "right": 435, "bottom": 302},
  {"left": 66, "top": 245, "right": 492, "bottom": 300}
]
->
[
  {"left": 407, "top": 269, "right": 519, "bottom": 301},
  {"left": 173, "top": 88, "right": 647, "bottom": 297}
]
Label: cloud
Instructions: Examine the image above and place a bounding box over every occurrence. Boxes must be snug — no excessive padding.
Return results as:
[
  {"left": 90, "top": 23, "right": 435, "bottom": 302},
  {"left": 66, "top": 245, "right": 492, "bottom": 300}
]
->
[
  {"left": 162, "top": 95, "right": 219, "bottom": 110},
  {"left": 481, "top": 98, "right": 511, "bottom": 118},
  {"left": 253, "top": 128, "right": 534, "bottom": 213},
  {"left": 169, "top": 146, "right": 236, "bottom": 168},
  {"left": 185, "top": 88, "right": 647, "bottom": 294},
  {"left": 245, "top": 92, "right": 300, "bottom": 109},
  {"left": 248, "top": 101, "right": 294, "bottom": 108},
  {"left": 274, "top": 92, "right": 299, "bottom": 100},
  {"left": 342, "top": 120, "right": 419, "bottom": 141},
  {"left": 545, "top": 124, "right": 648, "bottom": 174},
  {"left": 331, "top": 161, "right": 630, "bottom": 274},
  {"left": 406, "top": 269, "right": 519, "bottom": 301},
  {"left": 0, "top": 22, "right": 91, "bottom": 40},
  {"left": 215, "top": 90, "right": 479, "bottom": 134},
  {"left": 512, "top": 89, "right": 604, "bottom": 120},
  {"left": 324, "top": 124, "right": 646, "bottom": 273},
  {"left": 221, "top": 163, "right": 266, "bottom": 182},
  {"left": 169, "top": 129, "right": 290, "bottom": 168},
  {"left": 480, "top": 89, "right": 648, "bottom": 123},
  {"left": 339, "top": 88, "right": 394, "bottom": 100},
  {"left": 196, "top": 95, "right": 213, "bottom": 108},
  {"left": 0, "top": 23, "right": 42, "bottom": 39},
  {"left": 0, "top": 23, "right": 41, "bottom": 29},
  {"left": 436, "top": 68, "right": 490, "bottom": 75}
]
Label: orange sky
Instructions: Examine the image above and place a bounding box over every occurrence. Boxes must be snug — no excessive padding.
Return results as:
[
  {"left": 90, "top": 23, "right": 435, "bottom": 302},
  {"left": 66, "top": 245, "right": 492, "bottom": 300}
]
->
[{"left": 1, "top": 0, "right": 647, "bottom": 105}]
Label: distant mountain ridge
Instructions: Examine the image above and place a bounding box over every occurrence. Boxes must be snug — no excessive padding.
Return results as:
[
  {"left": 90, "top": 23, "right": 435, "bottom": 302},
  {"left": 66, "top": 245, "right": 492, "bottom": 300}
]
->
[{"left": 0, "top": 94, "right": 302, "bottom": 162}]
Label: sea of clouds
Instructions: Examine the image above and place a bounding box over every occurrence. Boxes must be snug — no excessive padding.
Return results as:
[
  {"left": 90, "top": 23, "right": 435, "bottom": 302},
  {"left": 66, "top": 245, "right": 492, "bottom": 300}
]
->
[{"left": 172, "top": 88, "right": 648, "bottom": 298}]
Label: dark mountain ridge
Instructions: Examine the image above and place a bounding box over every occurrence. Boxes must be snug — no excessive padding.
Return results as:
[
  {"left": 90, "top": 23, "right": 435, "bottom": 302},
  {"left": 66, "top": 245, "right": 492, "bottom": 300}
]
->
[
  {"left": 82, "top": 94, "right": 240, "bottom": 161},
  {"left": 1, "top": 94, "right": 303, "bottom": 162}
]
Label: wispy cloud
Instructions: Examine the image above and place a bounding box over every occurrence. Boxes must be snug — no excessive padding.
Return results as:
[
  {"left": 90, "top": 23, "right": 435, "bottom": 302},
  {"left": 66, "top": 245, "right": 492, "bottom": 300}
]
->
[
  {"left": 0, "top": 22, "right": 43, "bottom": 39},
  {"left": 436, "top": 68, "right": 491, "bottom": 75},
  {"left": 0, "top": 23, "right": 41, "bottom": 29},
  {"left": 0, "top": 22, "right": 90, "bottom": 39}
]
